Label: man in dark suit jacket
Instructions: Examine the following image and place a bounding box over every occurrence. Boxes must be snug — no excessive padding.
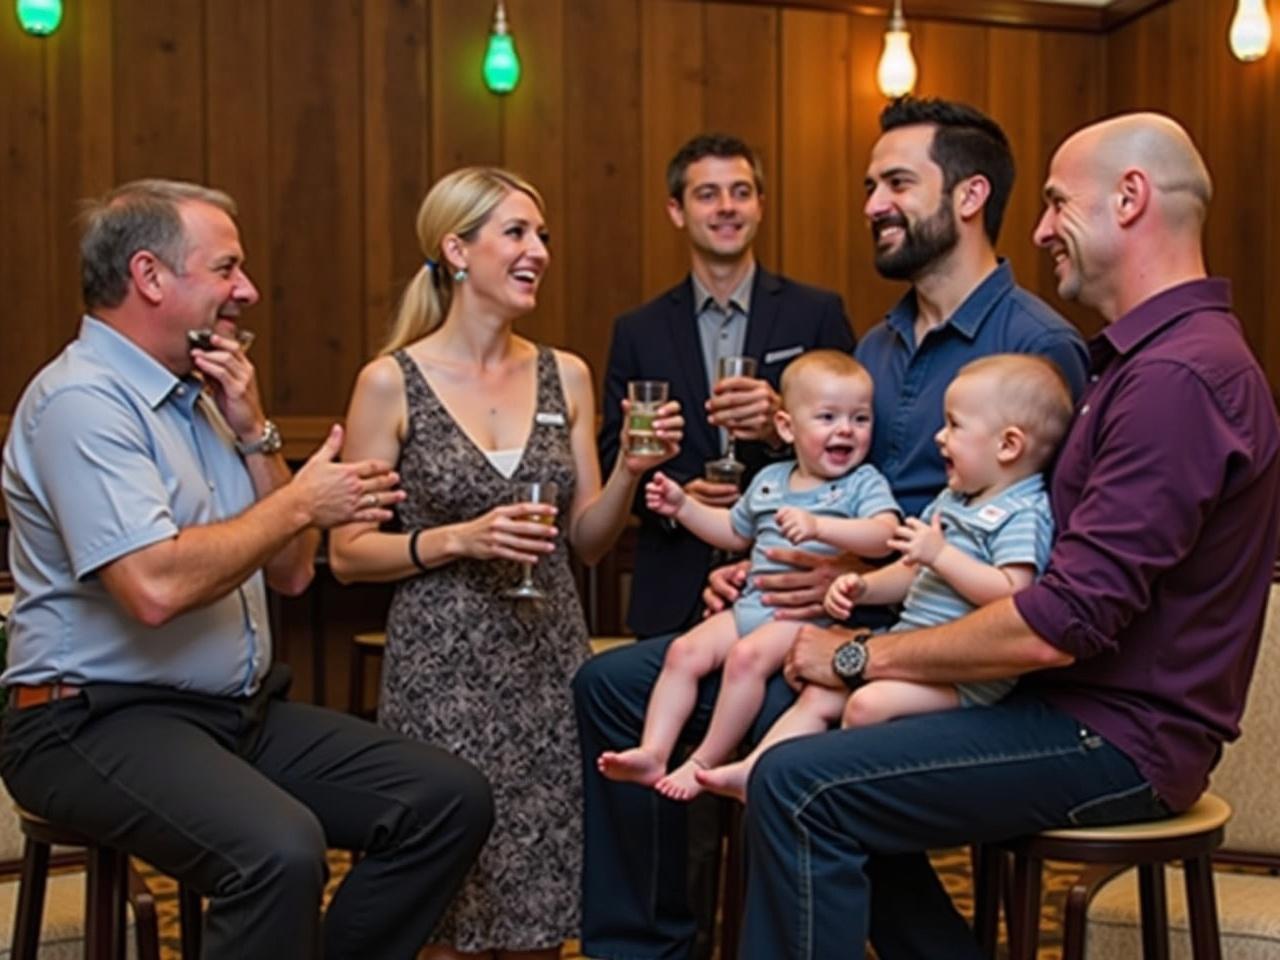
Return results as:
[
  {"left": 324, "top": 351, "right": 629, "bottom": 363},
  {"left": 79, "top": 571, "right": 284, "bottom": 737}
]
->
[{"left": 598, "top": 133, "right": 854, "bottom": 638}]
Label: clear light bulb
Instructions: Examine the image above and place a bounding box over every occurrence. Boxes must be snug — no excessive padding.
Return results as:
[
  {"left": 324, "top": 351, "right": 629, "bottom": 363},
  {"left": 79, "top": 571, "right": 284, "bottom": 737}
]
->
[
  {"left": 877, "top": 28, "right": 918, "bottom": 98},
  {"left": 1229, "top": 0, "right": 1272, "bottom": 62}
]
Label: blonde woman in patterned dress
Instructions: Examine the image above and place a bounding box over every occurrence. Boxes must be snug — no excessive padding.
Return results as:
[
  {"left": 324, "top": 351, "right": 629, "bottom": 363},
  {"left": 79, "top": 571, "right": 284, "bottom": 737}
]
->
[{"left": 329, "top": 167, "right": 682, "bottom": 960}]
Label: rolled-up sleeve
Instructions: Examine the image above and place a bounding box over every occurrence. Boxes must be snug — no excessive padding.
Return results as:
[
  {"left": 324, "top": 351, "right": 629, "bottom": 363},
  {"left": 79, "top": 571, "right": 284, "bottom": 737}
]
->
[{"left": 1015, "top": 361, "right": 1237, "bottom": 659}]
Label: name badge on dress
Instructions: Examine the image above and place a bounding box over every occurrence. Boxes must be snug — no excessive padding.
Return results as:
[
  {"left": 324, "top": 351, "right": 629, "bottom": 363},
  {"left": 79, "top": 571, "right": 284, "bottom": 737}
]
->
[
  {"left": 977, "top": 504, "right": 1009, "bottom": 524},
  {"left": 535, "top": 411, "right": 567, "bottom": 426}
]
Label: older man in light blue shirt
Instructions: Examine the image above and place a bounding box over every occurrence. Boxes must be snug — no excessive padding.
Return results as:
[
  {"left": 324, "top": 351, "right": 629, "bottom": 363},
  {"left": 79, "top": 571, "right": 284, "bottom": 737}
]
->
[{"left": 1, "top": 179, "right": 492, "bottom": 960}]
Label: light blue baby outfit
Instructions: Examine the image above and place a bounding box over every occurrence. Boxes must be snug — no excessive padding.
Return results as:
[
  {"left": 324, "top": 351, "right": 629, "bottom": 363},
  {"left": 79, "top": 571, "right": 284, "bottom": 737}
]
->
[
  {"left": 728, "top": 461, "right": 900, "bottom": 634},
  {"left": 893, "top": 472, "right": 1055, "bottom": 706}
]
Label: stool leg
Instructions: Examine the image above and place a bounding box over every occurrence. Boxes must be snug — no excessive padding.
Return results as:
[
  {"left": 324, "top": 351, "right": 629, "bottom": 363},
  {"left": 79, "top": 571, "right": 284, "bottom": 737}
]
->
[
  {"left": 179, "top": 883, "right": 204, "bottom": 959},
  {"left": 1182, "top": 856, "right": 1223, "bottom": 960},
  {"left": 970, "top": 844, "right": 1002, "bottom": 957},
  {"left": 1137, "top": 863, "right": 1170, "bottom": 960},
  {"left": 85, "top": 845, "right": 128, "bottom": 960},
  {"left": 1007, "top": 852, "right": 1043, "bottom": 960},
  {"left": 11, "top": 838, "right": 52, "bottom": 960},
  {"left": 719, "top": 801, "right": 744, "bottom": 960}
]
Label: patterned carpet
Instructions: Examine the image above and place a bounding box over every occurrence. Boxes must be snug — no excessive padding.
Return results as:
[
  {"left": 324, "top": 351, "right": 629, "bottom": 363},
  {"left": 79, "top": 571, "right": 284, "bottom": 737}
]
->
[{"left": 136, "top": 848, "right": 1082, "bottom": 959}]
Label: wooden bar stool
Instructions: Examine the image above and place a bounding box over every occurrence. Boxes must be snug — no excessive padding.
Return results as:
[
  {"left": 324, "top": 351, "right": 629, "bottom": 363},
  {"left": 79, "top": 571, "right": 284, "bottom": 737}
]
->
[
  {"left": 979, "top": 792, "right": 1231, "bottom": 960},
  {"left": 13, "top": 808, "right": 203, "bottom": 960},
  {"left": 348, "top": 631, "right": 387, "bottom": 719}
]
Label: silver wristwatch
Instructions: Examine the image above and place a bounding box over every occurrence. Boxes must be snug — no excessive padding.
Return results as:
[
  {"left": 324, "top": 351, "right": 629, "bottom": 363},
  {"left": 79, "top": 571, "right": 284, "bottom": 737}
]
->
[
  {"left": 832, "top": 636, "right": 870, "bottom": 690},
  {"left": 236, "top": 420, "right": 283, "bottom": 456}
]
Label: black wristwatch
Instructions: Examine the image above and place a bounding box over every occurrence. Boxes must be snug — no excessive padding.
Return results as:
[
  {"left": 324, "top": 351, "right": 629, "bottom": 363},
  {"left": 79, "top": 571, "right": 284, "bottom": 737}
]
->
[{"left": 832, "top": 635, "right": 870, "bottom": 690}]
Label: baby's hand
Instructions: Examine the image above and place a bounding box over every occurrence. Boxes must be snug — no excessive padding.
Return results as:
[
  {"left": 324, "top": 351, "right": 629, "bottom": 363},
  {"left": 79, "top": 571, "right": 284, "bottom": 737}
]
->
[
  {"left": 888, "top": 514, "right": 945, "bottom": 567},
  {"left": 824, "top": 572, "right": 867, "bottom": 620},
  {"left": 645, "top": 471, "right": 686, "bottom": 517},
  {"left": 775, "top": 506, "right": 818, "bottom": 545}
]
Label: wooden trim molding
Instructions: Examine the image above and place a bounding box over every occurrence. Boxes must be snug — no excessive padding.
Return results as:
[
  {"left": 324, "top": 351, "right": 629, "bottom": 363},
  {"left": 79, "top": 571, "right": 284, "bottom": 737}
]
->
[
  {"left": 0, "top": 413, "right": 332, "bottom": 464},
  {"left": 701, "top": 0, "right": 1171, "bottom": 33}
]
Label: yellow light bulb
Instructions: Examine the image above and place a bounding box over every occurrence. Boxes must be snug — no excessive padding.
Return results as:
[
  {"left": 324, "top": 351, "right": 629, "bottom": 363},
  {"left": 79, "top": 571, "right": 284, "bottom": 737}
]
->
[
  {"left": 877, "top": 28, "right": 918, "bottom": 98},
  {"left": 1229, "top": 0, "right": 1272, "bottom": 62}
]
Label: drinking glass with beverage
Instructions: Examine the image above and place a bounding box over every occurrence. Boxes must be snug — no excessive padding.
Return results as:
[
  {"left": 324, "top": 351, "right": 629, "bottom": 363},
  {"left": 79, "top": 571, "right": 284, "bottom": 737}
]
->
[
  {"left": 504, "top": 481, "right": 559, "bottom": 600},
  {"left": 704, "top": 355, "right": 757, "bottom": 486},
  {"left": 626, "top": 380, "right": 669, "bottom": 457}
]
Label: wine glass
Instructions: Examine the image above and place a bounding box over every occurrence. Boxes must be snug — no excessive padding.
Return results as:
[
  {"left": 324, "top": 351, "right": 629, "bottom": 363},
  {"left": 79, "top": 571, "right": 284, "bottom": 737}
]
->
[
  {"left": 505, "top": 480, "right": 559, "bottom": 600},
  {"left": 705, "top": 355, "right": 758, "bottom": 486}
]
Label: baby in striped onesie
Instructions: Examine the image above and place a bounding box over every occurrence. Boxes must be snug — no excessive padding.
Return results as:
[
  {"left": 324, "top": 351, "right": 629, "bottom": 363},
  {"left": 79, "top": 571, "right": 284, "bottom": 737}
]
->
[{"left": 697, "top": 353, "right": 1075, "bottom": 802}]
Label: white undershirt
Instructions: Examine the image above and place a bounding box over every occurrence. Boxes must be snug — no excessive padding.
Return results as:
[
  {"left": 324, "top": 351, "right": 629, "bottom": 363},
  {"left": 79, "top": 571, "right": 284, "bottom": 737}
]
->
[{"left": 483, "top": 447, "right": 523, "bottom": 479}]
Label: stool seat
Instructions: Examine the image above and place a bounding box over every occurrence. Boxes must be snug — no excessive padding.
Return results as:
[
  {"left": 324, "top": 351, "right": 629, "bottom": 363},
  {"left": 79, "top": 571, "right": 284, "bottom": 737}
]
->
[
  {"left": 10, "top": 806, "right": 200, "bottom": 960},
  {"left": 1037, "top": 794, "right": 1231, "bottom": 844},
  {"left": 979, "top": 792, "right": 1231, "bottom": 960}
]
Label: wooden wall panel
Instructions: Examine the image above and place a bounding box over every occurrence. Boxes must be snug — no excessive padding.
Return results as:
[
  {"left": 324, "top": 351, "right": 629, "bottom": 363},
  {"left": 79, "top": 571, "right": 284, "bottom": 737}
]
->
[
  {"left": 7, "top": 0, "right": 1280, "bottom": 447},
  {"left": 46, "top": 0, "right": 114, "bottom": 342},
  {"left": 641, "top": 0, "right": 705, "bottom": 298},
  {"left": 564, "top": 0, "right": 643, "bottom": 382},
  {"left": 362, "top": 0, "right": 430, "bottom": 359},
  {"left": 704, "top": 3, "right": 780, "bottom": 273},
  {"left": 111, "top": 0, "right": 205, "bottom": 182},
  {"left": 779, "top": 8, "right": 850, "bottom": 295},
  {"left": 431, "top": 0, "right": 502, "bottom": 176},
  {"left": 206, "top": 1, "right": 274, "bottom": 402},
  {"left": 847, "top": 12, "right": 900, "bottom": 337},
  {"left": 267, "top": 0, "right": 365, "bottom": 414},
  {"left": 0, "top": 18, "right": 50, "bottom": 415},
  {"left": 505, "top": 0, "right": 568, "bottom": 349}
]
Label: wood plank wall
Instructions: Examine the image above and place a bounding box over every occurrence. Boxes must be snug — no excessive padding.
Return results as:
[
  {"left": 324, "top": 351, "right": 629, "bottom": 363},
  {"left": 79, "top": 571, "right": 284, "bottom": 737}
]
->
[
  {"left": 2, "top": 0, "right": 1274, "bottom": 446},
  {"left": 1105, "top": 0, "right": 1280, "bottom": 396}
]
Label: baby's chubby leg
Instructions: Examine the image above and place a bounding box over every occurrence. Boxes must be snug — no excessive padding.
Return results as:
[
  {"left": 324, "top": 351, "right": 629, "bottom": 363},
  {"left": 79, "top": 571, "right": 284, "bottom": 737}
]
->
[
  {"left": 697, "top": 682, "right": 849, "bottom": 803},
  {"left": 656, "top": 619, "right": 803, "bottom": 802},
  {"left": 598, "top": 611, "right": 742, "bottom": 787}
]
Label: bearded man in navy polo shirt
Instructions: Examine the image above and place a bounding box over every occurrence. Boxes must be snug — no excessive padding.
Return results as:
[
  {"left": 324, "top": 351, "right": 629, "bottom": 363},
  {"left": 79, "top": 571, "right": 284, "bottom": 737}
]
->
[{"left": 744, "top": 113, "right": 1280, "bottom": 960}]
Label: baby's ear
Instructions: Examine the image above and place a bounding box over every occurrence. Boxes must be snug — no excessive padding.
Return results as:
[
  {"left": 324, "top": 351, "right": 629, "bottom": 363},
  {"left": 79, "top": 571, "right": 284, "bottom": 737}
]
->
[
  {"left": 775, "top": 409, "right": 795, "bottom": 444},
  {"left": 997, "top": 425, "right": 1027, "bottom": 464}
]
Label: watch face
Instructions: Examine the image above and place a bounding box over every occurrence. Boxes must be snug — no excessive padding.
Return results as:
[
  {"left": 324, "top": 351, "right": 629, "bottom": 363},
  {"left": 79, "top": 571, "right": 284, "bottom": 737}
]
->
[{"left": 833, "top": 639, "right": 867, "bottom": 685}]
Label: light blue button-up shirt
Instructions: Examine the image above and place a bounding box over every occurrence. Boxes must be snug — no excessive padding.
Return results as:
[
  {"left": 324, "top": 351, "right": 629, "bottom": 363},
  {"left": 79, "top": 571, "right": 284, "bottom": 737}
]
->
[{"left": 2, "top": 317, "right": 271, "bottom": 695}]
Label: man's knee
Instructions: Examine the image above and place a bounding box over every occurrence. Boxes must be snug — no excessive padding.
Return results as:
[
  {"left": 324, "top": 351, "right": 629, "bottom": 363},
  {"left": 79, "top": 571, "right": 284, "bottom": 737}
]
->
[
  {"left": 381, "top": 742, "right": 494, "bottom": 856},
  {"left": 233, "top": 807, "right": 328, "bottom": 897}
]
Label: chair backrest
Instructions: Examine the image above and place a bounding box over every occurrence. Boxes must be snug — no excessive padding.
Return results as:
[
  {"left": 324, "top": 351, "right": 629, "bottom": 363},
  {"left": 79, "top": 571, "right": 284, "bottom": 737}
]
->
[{"left": 1209, "top": 581, "right": 1280, "bottom": 855}]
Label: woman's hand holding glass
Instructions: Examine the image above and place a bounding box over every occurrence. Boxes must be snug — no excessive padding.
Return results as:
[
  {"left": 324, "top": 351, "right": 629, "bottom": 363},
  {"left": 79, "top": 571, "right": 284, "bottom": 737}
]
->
[
  {"left": 450, "top": 497, "right": 559, "bottom": 566},
  {"left": 619, "top": 397, "right": 684, "bottom": 475}
]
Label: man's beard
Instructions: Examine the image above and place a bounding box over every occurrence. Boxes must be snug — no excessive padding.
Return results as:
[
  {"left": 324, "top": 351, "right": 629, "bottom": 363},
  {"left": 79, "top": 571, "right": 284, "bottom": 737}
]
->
[{"left": 872, "top": 199, "right": 959, "bottom": 281}]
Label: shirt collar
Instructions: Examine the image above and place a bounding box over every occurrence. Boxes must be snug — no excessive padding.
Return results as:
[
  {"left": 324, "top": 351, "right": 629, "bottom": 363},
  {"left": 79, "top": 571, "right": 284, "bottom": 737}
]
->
[
  {"left": 884, "top": 259, "right": 1016, "bottom": 344},
  {"left": 692, "top": 264, "right": 755, "bottom": 316},
  {"left": 78, "top": 315, "right": 196, "bottom": 411},
  {"left": 1100, "top": 277, "right": 1232, "bottom": 358}
]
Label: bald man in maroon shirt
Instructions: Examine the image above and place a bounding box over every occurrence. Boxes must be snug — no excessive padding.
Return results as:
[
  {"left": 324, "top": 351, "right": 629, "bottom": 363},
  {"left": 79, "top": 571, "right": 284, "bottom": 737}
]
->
[{"left": 739, "top": 113, "right": 1280, "bottom": 960}]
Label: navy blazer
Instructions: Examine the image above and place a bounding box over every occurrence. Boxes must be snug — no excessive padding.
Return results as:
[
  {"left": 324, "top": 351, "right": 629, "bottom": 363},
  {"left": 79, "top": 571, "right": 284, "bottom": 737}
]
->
[{"left": 598, "top": 267, "right": 854, "bottom": 637}]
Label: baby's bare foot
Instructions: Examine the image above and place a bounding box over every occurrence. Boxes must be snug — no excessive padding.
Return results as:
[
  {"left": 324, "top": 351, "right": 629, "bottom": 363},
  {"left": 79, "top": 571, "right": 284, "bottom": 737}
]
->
[
  {"left": 654, "top": 758, "right": 706, "bottom": 802},
  {"left": 598, "top": 748, "right": 665, "bottom": 787},
  {"left": 695, "top": 760, "right": 749, "bottom": 804}
]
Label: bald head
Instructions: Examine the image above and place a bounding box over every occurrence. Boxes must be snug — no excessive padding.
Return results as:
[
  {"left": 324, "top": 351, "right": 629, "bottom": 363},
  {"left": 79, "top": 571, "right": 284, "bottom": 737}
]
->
[{"left": 1059, "top": 113, "right": 1212, "bottom": 227}]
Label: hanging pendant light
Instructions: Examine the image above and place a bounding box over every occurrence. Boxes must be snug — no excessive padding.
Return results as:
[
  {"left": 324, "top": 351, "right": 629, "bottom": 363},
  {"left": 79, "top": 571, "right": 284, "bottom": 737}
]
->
[
  {"left": 15, "top": 0, "right": 63, "bottom": 36},
  {"left": 1229, "top": 0, "right": 1272, "bottom": 62},
  {"left": 483, "top": 0, "right": 521, "bottom": 95},
  {"left": 877, "top": 0, "right": 918, "bottom": 98}
]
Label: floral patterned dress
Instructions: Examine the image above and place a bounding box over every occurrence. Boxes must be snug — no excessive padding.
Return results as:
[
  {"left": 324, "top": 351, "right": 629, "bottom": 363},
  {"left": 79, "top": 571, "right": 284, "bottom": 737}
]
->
[{"left": 380, "top": 346, "right": 589, "bottom": 951}]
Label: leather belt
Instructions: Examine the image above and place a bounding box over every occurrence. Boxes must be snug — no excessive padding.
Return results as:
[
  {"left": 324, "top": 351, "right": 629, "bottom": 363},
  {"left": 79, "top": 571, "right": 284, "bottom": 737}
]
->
[{"left": 8, "top": 684, "right": 84, "bottom": 709}]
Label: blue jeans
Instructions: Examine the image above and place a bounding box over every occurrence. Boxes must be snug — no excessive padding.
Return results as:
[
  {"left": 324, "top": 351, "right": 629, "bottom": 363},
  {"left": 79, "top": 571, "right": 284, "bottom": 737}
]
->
[
  {"left": 742, "top": 693, "right": 1169, "bottom": 959},
  {"left": 573, "top": 634, "right": 798, "bottom": 960}
]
